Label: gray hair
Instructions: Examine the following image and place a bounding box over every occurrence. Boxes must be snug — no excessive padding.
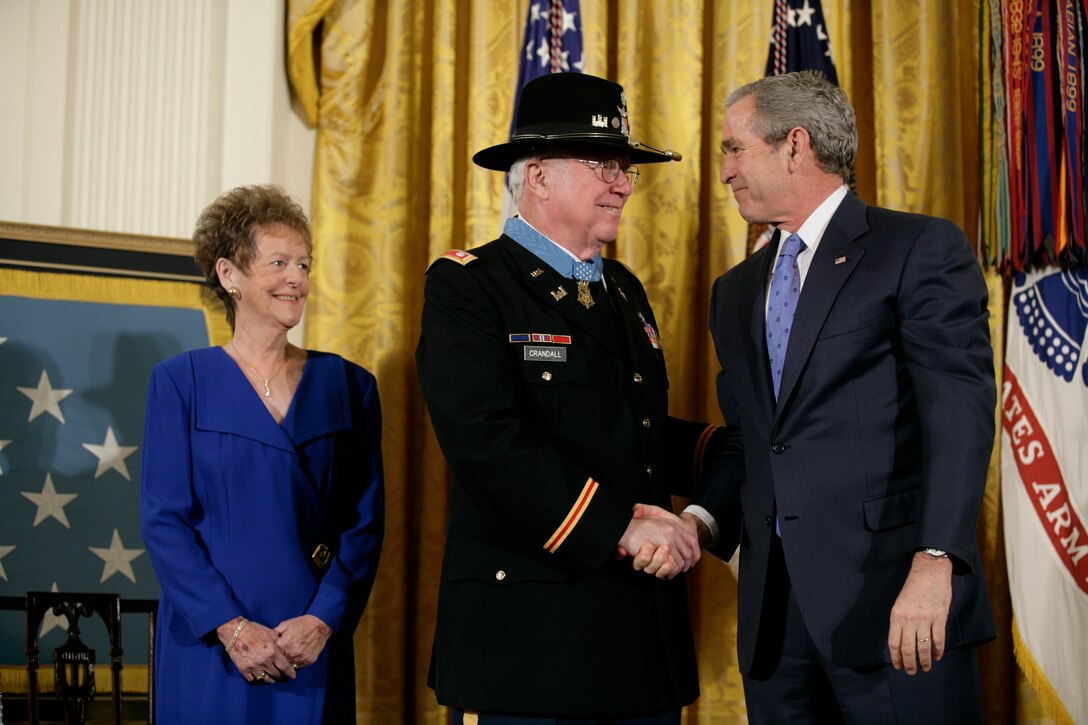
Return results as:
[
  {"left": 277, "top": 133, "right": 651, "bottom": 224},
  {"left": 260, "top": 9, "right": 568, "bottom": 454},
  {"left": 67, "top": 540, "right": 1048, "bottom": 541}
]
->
[
  {"left": 507, "top": 148, "right": 578, "bottom": 205},
  {"left": 728, "top": 71, "right": 856, "bottom": 181},
  {"left": 508, "top": 157, "right": 530, "bottom": 203}
]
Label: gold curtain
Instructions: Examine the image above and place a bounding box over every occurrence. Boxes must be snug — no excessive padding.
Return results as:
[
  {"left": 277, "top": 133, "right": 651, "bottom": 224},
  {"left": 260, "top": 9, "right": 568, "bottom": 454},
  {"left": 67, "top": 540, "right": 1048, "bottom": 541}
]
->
[{"left": 287, "top": 1, "right": 1021, "bottom": 722}]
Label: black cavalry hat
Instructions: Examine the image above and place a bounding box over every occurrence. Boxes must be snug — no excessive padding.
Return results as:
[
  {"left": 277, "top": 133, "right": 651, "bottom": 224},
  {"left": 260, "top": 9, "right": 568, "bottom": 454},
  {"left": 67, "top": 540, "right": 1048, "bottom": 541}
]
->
[{"left": 472, "top": 72, "right": 683, "bottom": 171}]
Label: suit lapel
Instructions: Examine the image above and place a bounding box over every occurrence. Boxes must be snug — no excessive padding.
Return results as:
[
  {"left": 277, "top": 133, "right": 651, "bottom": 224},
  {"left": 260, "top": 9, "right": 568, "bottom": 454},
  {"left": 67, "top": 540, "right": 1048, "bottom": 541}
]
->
[
  {"left": 283, "top": 353, "right": 353, "bottom": 445},
  {"left": 500, "top": 238, "right": 622, "bottom": 356},
  {"left": 775, "top": 194, "right": 869, "bottom": 419},
  {"left": 194, "top": 348, "right": 295, "bottom": 453},
  {"left": 194, "top": 348, "right": 342, "bottom": 522}
]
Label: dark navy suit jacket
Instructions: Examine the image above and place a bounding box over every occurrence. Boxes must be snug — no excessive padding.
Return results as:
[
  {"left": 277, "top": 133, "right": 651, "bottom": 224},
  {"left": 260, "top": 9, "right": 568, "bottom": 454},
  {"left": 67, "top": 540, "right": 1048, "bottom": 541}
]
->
[{"left": 695, "top": 192, "right": 997, "bottom": 672}]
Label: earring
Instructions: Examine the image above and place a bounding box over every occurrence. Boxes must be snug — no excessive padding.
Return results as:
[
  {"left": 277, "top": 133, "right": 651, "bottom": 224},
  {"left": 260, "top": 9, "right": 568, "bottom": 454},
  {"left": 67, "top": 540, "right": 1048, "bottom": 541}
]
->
[{"left": 228, "top": 287, "right": 240, "bottom": 300}]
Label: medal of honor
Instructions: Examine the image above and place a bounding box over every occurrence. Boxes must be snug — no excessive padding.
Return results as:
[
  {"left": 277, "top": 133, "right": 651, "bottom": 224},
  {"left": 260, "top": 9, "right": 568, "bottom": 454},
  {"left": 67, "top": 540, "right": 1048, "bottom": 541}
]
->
[{"left": 577, "top": 279, "right": 595, "bottom": 309}]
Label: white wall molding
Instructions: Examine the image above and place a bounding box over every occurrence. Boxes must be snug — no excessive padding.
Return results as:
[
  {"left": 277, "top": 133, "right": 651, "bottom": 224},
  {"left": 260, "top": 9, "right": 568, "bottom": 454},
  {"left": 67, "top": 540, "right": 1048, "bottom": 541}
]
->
[{"left": 1, "top": 0, "right": 314, "bottom": 239}]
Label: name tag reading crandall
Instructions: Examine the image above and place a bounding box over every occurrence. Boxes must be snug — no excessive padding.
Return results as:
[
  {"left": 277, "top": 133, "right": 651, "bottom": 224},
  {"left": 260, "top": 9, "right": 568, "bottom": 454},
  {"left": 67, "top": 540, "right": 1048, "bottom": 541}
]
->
[{"left": 523, "top": 346, "right": 567, "bottom": 362}]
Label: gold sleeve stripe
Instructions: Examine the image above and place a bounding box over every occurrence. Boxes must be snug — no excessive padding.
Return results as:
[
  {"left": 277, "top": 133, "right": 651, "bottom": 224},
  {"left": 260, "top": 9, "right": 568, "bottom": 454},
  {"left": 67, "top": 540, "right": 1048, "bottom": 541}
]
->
[
  {"left": 544, "top": 478, "right": 599, "bottom": 553},
  {"left": 693, "top": 424, "right": 722, "bottom": 491}
]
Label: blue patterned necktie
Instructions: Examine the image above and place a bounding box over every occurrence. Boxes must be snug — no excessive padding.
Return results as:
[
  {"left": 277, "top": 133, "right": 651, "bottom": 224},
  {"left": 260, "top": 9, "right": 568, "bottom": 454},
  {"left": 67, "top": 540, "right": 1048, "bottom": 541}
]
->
[
  {"left": 767, "top": 233, "right": 806, "bottom": 400},
  {"left": 572, "top": 260, "right": 602, "bottom": 309}
]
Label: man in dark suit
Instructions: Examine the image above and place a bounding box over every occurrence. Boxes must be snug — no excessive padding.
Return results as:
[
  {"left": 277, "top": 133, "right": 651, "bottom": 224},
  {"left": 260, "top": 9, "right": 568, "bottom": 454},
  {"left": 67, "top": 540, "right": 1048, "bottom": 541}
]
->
[
  {"left": 416, "top": 72, "right": 721, "bottom": 725},
  {"left": 676, "top": 71, "right": 997, "bottom": 722}
]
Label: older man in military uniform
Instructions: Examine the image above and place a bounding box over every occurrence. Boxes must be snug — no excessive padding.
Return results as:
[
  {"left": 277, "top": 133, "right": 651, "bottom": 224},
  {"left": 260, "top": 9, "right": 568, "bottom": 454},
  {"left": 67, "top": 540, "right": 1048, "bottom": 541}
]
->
[{"left": 416, "top": 73, "right": 720, "bottom": 725}]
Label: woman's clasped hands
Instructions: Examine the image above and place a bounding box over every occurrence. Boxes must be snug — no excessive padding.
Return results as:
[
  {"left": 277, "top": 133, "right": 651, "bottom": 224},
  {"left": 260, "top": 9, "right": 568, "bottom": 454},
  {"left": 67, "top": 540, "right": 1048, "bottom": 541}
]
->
[{"left": 217, "top": 614, "right": 331, "bottom": 684}]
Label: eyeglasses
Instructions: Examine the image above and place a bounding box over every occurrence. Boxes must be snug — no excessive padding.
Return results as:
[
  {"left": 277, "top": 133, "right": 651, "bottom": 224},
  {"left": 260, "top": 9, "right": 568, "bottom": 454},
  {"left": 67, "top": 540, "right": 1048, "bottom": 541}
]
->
[{"left": 572, "top": 159, "right": 640, "bottom": 188}]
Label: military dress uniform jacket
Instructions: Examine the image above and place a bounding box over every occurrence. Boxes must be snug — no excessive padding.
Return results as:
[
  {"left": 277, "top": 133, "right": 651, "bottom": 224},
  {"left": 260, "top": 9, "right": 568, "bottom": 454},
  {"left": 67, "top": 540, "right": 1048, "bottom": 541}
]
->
[{"left": 416, "top": 236, "right": 717, "bottom": 716}]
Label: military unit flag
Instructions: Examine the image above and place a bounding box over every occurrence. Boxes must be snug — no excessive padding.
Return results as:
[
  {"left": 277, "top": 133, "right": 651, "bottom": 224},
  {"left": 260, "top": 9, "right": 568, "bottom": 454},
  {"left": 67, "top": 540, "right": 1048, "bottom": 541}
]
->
[{"left": 1001, "top": 268, "right": 1088, "bottom": 723}]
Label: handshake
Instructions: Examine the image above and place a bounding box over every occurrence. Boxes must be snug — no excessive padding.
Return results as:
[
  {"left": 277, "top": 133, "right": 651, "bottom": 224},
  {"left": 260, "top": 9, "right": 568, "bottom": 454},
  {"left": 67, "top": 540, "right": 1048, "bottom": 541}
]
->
[{"left": 616, "top": 503, "right": 711, "bottom": 580}]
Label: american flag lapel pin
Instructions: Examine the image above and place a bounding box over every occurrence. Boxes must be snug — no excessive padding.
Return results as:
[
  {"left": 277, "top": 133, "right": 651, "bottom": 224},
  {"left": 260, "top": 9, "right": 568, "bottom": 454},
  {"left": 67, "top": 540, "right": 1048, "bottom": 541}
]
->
[{"left": 835, "top": 256, "right": 847, "bottom": 265}]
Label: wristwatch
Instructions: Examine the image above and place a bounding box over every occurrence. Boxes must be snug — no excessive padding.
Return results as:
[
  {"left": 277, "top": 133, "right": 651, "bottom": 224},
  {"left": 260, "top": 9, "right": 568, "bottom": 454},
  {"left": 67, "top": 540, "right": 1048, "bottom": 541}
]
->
[{"left": 921, "top": 548, "right": 948, "bottom": 558}]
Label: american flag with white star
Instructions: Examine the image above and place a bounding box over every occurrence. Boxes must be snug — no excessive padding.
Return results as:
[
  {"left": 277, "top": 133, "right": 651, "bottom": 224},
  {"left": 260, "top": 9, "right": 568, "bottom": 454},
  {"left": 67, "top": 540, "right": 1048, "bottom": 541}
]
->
[
  {"left": 765, "top": 0, "right": 839, "bottom": 85},
  {"left": 509, "top": 0, "right": 584, "bottom": 138},
  {"left": 0, "top": 295, "right": 209, "bottom": 662}
]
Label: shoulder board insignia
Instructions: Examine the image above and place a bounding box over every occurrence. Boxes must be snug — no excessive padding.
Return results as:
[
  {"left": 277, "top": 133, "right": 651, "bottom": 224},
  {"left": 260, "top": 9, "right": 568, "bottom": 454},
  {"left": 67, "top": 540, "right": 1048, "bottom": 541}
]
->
[{"left": 436, "top": 249, "right": 478, "bottom": 266}]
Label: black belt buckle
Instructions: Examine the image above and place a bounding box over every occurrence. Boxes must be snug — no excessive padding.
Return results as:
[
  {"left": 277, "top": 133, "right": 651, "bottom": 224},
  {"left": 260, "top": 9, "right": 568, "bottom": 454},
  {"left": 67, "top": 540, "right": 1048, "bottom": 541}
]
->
[{"left": 311, "top": 543, "right": 332, "bottom": 569}]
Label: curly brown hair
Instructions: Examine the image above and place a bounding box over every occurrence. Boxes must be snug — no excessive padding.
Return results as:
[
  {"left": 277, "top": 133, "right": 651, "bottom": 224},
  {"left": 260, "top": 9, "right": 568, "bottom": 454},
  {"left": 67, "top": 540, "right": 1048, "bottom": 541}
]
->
[{"left": 192, "top": 185, "right": 312, "bottom": 328}]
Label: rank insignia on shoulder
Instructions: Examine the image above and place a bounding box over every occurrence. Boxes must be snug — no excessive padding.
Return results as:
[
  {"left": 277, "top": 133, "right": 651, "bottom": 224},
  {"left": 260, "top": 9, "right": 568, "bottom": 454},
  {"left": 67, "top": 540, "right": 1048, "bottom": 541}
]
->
[{"left": 437, "top": 249, "right": 478, "bottom": 265}]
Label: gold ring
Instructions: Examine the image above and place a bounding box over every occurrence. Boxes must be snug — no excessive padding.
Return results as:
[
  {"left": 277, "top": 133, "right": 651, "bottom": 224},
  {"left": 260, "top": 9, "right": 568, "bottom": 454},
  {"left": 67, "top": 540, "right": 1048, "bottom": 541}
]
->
[
  {"left": 918, "top": 638, "right": 930, "bottom": 643},
  {"left": 291, "top": 663, "right": 300, "bottom": 670},
  {"left": 255, "top": 671, "right": 268, "bottom": 681}
]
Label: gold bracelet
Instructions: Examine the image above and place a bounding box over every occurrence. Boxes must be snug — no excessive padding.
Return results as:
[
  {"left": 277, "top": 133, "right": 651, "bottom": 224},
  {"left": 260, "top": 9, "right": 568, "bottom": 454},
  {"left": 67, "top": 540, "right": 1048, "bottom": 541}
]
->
[{"left": 224, "top": 617, "right": 249, "bottom": 653}]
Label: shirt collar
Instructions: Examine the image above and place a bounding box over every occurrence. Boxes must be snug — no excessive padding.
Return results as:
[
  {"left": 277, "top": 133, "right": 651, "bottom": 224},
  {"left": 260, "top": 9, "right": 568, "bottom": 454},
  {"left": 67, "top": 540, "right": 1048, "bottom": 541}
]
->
[{"left": 776, "top": 184, "right": 849, "bottom": 256}]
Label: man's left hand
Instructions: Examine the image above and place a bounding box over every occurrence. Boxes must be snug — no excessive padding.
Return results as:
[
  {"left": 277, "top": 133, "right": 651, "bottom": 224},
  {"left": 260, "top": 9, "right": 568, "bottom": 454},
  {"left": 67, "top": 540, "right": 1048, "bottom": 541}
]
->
[{"left": 887, "top": 552, "right": 953, "bottom": 675}]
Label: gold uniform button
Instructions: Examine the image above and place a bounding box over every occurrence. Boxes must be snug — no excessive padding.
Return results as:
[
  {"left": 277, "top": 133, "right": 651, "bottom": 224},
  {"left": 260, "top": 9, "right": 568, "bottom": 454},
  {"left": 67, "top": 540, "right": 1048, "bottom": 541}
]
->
[
  {"left": 642, "top": 418, "right": 651, "bottom": 429},
  {"left": 541, "top": 371, "right": 552, "bottom": 381},
  {"left": 495, "top": 570, "right": 507, "bottom": 581},
  {"left": 633, "top": 372, "right": 643, "bottom": 384}
]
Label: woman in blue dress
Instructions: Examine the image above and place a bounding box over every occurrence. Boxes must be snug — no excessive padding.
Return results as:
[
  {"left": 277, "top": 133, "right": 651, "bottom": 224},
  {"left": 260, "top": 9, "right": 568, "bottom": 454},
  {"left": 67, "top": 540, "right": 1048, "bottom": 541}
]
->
[{"left": 140, "top": 185, "right": 384, "bottom": 723}]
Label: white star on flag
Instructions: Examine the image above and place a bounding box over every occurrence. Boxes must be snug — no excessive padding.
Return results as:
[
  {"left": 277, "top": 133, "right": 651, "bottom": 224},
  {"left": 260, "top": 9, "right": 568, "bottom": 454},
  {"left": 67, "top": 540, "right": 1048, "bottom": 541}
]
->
[
  {"left": 17, "top": 370, "right": 74, "bottom": 423},
  {"left": 89, "top": 529, "right": 144, "bottom": 583},
  {"left": 82, "top": 427, "right": 138, "bottom": 480},
  {"left": 561, "top": 9, "right": 577, "bottom": 33},
  {"left": 21, "top": 473, "right": 79, "bottom": 528},
  {"left": 536, "top": 38, "right": 550, "bottom": 66},
  {"left": 39, "top": 582, "right": 68, "bottom": 638},
  {"left": 795, "top": 0, "right": 816, "bottom": 26},
  {"left": 0, "top": 439, "right": 10, "bottom": 475},
  {"left": 0, "top": 545, "right": 14, "bottom": 580}
]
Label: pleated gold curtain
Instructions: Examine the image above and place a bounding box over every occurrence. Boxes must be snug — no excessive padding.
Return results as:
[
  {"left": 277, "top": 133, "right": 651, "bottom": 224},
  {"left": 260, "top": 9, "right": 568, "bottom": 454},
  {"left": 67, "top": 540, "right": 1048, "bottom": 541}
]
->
[{"left": 286, "top": 1, "right": 1025, "bottom": 722}]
